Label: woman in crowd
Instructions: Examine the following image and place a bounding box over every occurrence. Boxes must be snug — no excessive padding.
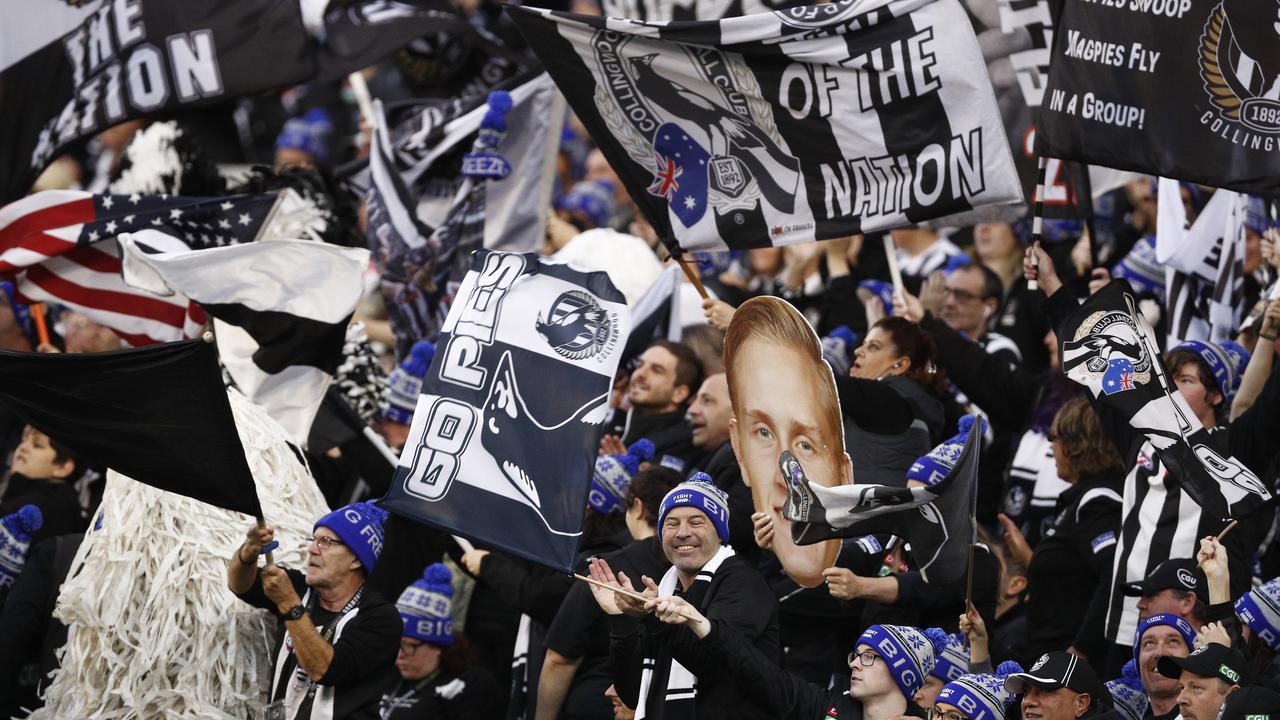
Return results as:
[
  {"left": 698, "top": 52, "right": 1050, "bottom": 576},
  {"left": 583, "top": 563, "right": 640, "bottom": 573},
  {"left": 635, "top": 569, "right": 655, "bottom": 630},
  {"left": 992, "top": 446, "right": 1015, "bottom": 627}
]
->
[{"left": 380, "top": 563, "right": 500, "bottom": 719}]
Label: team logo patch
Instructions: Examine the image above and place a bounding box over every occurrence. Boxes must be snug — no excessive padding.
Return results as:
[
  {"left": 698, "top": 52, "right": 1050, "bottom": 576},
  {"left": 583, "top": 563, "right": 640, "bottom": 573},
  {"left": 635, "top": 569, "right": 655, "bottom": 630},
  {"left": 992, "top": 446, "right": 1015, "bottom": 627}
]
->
[
  {"left": 1032, "top": 654, "right": 1049, "bottom": 671},
  {"left": 1199, "top": 2, "right": 1280, "bottom": 138},
  {"left": 1177, "top": 568, "right": 1198, "bottom": 588},
  {"left": 776, "top": 0, "right": 861, "bottom": 29},
  {"left": 1063, "top": 309, "right": 1153, "bottom": 392},
  {"left": 536, "top": 290, "right": 617, "bottom": 361}
]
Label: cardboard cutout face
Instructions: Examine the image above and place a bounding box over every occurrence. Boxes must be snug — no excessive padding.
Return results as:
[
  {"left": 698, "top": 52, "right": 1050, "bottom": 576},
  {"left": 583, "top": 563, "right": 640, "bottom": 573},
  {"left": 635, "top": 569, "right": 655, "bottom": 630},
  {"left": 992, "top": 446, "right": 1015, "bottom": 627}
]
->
[{"left": 725, "top": 296, "right": 852, "bottom": 587}]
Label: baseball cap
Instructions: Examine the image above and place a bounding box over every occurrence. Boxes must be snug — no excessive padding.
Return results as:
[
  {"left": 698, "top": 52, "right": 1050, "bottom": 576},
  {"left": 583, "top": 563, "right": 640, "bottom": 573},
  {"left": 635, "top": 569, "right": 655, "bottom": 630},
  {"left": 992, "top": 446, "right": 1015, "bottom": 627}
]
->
[
  {"left": 1221, "top": 686, "right": 1280, "bottom": 720},
  {"left": 1123, "top": 559, "right": 1207, "bottom": 604},
  {"left": 1005, "top": 652, "right": 1106, "bottom": 703},
  {"left": 1156, "top": 643, "right": 1248, "bottom": 686}
]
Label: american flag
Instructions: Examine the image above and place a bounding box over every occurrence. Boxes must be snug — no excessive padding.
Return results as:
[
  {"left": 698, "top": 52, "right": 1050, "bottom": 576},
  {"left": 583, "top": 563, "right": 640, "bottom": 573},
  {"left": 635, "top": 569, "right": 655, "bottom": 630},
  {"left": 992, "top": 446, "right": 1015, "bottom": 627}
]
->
[{"left": 0, "top": 189, "right": 281, "bottom": 346}]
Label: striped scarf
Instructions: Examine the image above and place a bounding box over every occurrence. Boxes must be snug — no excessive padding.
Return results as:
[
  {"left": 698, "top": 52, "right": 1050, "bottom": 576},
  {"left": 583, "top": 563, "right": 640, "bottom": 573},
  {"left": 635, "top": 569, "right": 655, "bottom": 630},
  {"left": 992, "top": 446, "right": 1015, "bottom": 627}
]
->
[{"left": 635, "top": 545, "right": 735, "bottom": 720}]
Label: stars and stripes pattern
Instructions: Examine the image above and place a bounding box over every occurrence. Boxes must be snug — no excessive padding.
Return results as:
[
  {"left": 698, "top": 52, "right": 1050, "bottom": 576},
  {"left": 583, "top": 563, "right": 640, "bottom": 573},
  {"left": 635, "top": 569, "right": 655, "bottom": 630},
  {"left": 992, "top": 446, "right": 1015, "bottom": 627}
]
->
[{"left": 0, "top": 189, "right": 280, "bottom": 346}]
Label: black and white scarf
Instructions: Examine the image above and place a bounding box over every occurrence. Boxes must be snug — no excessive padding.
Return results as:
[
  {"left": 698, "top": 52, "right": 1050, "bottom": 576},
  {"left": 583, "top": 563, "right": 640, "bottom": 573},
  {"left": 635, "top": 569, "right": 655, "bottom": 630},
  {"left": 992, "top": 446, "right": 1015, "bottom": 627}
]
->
[{"left": 636, "top": 545, "right": 735, "bottom": 720}]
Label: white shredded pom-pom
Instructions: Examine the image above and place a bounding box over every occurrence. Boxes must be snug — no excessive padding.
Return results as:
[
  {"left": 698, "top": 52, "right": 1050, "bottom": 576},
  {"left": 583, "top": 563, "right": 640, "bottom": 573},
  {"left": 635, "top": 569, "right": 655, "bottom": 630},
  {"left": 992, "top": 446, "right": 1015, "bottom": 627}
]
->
[{"left": 31, "top": 389, "right": 331, "bottom": 719}]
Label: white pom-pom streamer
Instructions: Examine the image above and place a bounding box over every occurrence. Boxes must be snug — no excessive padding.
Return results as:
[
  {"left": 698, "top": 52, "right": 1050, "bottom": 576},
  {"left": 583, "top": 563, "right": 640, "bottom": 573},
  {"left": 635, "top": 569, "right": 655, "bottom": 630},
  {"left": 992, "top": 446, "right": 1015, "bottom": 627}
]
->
[{"left": 30, "top": 389, "right": 330, "bottom": 719}]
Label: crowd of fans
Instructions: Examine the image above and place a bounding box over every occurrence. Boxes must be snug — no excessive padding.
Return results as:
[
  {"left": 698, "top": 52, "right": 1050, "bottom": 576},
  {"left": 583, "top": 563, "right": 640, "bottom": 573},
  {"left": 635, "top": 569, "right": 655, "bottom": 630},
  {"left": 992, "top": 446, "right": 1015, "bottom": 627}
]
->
[{"left": 0, "top": 4, "right": 1279, "bottom": 718}]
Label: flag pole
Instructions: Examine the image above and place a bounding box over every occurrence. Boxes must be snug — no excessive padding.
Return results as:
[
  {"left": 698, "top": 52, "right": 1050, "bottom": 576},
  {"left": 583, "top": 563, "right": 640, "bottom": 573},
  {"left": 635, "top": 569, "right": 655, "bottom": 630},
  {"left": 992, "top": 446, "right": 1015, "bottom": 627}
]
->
[
  {"left": 347, "top": 71, "right": 376, "bottom": 129},
  {"left": 358, "top": 424, "right": 477, "bottom": 553},
  {"left": 31, "top": 303, "right": 50, "bottom": 347},
  {"left": 1216, "top": 519, "right": 1238, "bottom": 542},
  {"left": 1028, "top": 156, "right": 1048, "bottom": 291},
  {"left": 883, "top": 235, "right": 905, "bottom": 300},
  {"left": 677, "top": 253, "right": 709, "bottom": 300}
]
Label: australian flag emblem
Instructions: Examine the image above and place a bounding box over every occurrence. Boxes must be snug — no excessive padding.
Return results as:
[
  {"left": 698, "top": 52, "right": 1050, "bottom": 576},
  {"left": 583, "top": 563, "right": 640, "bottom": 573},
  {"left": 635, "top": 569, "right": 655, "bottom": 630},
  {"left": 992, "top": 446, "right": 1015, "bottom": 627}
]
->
[
  {"left": 1102, "top": 357, "right": 1137, "bottom": 395},
  {"left": 647, "top": 123, "right": 709, "bottom": 228}
]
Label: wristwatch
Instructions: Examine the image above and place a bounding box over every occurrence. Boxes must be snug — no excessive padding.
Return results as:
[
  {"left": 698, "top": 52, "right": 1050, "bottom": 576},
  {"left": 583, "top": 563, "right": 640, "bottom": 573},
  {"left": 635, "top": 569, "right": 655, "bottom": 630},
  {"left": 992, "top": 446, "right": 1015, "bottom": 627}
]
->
[{"left": 282, "top": 604, "right": 306, "bottom": 621}]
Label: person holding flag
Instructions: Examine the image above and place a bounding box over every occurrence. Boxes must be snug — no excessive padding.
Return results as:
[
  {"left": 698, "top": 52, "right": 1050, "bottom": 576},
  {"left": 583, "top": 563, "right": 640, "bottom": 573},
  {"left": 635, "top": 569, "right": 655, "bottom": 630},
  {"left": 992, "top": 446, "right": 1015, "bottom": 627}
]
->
[
  {"left": 228, "top": 502, "right": 401, "bottom": 720},
  {"left": 1025, "top": 244, "right": 1280, "bottom": 677}
]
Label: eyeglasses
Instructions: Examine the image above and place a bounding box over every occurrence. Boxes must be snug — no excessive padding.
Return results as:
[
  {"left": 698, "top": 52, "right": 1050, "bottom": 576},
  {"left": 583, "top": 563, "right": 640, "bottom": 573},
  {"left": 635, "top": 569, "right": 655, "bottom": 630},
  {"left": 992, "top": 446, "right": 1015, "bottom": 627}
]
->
[
  {"left": 847, "top": 650, "right": 881, "bottom": 668},
  {"left": 399, "top": 641, "right": 425, "bottom": 655},
  {"left": 306, "top": 535, "right": 345, "bottom": 551},
  {"left": 928, "top": 708, "right": 969, "bottom": 720}
]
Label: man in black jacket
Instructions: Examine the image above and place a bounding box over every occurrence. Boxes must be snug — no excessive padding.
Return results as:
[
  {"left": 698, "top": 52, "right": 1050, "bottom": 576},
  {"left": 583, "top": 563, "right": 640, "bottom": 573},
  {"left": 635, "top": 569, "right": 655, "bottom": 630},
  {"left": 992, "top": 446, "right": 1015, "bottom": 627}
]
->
[
  {"left": 586, "top": 476, "right": 779, "bottom": 719},
  {"left": 603, "top": 341, "right": 703, "bottom": 474}
]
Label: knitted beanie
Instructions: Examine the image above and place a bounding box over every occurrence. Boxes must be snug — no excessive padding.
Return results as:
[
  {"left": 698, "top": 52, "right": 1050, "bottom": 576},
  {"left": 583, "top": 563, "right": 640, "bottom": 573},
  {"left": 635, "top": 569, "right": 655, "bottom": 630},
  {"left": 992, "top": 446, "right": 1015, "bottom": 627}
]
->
[
  {"left": 275, "top": 108, "right": 333, "bottom": 163},
  {"left": 0, "top": 505, "right": 43, "bottom": 592},
  {"left": 556, "top": 180, "right": 616, "bottom": 230},
  {"left": 383, "top": 340, "right": 435, "bottom": 425},
  {"left": 1236, "top": 577, "right": 1280, "bottom": 651},
  {"left": 1107, "top": 660, "right": 1150, "bottom": 720},
  {"left": 821, "top": 325, "right": 859, "bottom": 377},
  {"left": 1110, "top": 236, "right": 1165, "bottom": 302},
  {"left": 590, "top": 439, "right": 655, "bottom": 514},
  {"left": 1133, "top": 613, "right": 1196, "bottom": 662},
  {"left": 931, "top": 633, "right": 970, "bottom": 682},
  {"left": 858, "top": 280, "right": 896, "bottom": 315},
  {"left": 908, "top": 415, "right": 984, "bottom": 486},
  {"left": 314, "top": 501, "right": 390, "bottom": 573},
  {"left": 657, "top": 474, "right": 730, "bottom": 544},
  {"left": 856, "top": 625, "right": 947, "bottom": 699},
  {"left": 1171, "top": 340, "right": 1251, "bottom": 405},
  {"left": 397, "top": 562, "right": 455, "bottom": 646},
  {"left": 936, "top": 662, "right": 1024, "bottom": 720}
]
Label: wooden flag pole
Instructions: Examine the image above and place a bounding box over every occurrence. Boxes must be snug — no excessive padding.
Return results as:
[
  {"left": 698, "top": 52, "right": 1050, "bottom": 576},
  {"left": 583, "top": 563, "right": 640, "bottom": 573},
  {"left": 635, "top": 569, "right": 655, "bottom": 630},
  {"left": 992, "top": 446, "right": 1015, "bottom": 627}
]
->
[
  {"left": 31, "top": 303, "right": 50, "bottom": 347},
  {"left": 1216, "top": 519, "right": 1238, "bottom": 542},
  {"left": 573, "top": 573, "right": 701, "bottom": 621},
  {"left": 677, "top": 253, "right": 709, "bottom": 300}
]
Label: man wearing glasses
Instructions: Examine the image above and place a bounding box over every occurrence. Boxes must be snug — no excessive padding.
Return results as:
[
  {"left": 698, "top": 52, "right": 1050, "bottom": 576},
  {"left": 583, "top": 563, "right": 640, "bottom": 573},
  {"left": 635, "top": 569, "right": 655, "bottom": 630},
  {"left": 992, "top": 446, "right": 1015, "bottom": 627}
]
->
[{"left": 228, "top": 501, "right": 402, "bottom": 720}]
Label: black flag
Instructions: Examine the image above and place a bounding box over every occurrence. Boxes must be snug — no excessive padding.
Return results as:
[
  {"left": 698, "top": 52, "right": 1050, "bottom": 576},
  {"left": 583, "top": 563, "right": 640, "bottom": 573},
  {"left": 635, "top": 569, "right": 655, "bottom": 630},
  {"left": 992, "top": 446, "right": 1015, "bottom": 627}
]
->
[
  {"left": 0, "top": 340, "right": 262, "bottom": 517},
  {"left": 1058, "top": 280, "right": 1272, "bottom": 521},
  {"left": 0, "top": 0, "right": 463, "bottom": 203},
  {"left": 1035, "top": 0, "right": 1280, "bottom": 197},
  {"left": 783, "top": 425, "right": 979, "bottom": 586}
]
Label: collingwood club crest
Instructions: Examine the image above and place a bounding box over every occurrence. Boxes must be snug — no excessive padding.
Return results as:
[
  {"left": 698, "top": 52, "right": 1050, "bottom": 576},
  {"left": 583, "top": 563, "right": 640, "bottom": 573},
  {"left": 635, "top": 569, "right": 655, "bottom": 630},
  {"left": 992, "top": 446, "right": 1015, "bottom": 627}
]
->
[
  {"left": 590, "top": 32, "right": 800, "bottom": 229},
  {"left": 536, "top": 290, "right": 618, "bottom": 360},
  {"left": 1062, "top": 308, "right": 1153, "bottom": 396},
  {"left": 1199, "top": 0, "right": 1280, "bottom": 137}
]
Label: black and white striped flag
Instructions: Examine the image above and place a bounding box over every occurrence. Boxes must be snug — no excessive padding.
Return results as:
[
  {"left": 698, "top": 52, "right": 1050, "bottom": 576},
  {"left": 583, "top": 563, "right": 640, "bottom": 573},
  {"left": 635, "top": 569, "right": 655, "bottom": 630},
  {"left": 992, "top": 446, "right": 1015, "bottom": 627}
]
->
[
  {"left": 1156, "top": 179, "right": 1246, "bottom": 346},
  {"left": 380, "top": 249, "right": 630, "bottom": 572},
  {"left": 507, "top": 0, "right": 1022, "bottom": 254},
  {"left": 1059, "top": 281, "right": 1271, "bottom": 522},
  {"left": 119, "top": 231, "right": 370, "bottom": 445}
]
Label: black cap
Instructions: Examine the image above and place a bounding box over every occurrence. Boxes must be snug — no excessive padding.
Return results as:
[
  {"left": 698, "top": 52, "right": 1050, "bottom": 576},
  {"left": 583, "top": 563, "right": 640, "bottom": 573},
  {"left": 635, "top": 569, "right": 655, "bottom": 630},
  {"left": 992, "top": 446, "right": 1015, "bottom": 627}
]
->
[
  {"left": 1221, "top": 686, "right": 1280, "bottom": 720},
  {"left": 1123, "top": 559, "right": 1208, "bottom": 603},
  {"left": 1006, "top": 652, "right": 1105, "bottom": 700},
  {"left": 1156, "top": 643, "right": 1248, "bottom": 686}
]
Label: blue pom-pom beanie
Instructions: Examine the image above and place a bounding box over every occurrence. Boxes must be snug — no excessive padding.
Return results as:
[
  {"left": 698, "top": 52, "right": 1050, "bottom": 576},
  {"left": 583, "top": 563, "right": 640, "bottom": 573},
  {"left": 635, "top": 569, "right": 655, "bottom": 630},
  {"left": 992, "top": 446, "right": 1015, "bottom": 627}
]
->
[
  {"left": 397, "top": 562, "right": 455, "bottom": 646},
  {"left": 658, "top": 474, "right": 730, "bottom": 544},
  {"left": 856, "top": 624, "right": 943, "bottom": 698},
  {"left": 590, "top": 439, "right": 656, "bottom": 514},
  {"left": 383, "top": 340, "right": 435, "bottom": 424},
  {"left": 315, "top": 501, "right": 389, "bottom": 574},
  {"left": 0, "top": 505, "right": 42, "bottom": 592},
  {"left": 1133, "top": 613, "right": 1195, "bottom": 663},
  {"left": 908, "top": 415, "right": 984, "bottom": 486},
  {"left": 936, "top": 662, "right": 1024, "bottom": 720}
]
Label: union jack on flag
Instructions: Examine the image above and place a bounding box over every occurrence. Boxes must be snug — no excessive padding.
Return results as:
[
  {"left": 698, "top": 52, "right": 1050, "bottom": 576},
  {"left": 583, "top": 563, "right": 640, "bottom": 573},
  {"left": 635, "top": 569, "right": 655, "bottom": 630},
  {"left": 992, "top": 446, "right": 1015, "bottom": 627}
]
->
[{"left": 648, "top": 153, "right": 682, "bottom": 202}]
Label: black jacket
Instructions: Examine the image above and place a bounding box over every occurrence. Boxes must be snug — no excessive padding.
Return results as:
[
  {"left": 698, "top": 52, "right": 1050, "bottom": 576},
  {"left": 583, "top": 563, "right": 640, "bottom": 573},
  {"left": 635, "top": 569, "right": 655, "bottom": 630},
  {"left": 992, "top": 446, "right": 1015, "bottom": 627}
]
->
[
  {"left": 609, "top": 408, "right": 700, "bottom": 474},
  {"left": 378, "top": 665, "right": 503, "bottom": 719},
  {"left": 609, "top": 553, "right": 779, "bottom": 719},
  {"left": 693, "top": 619, "right": 926, "bottom": 720},
  {"left": 1024, "top": 471, "right": 1123, "bottom": 660},
  {"left": 0, "top": 475, "right": 82, "bottom": 542}
]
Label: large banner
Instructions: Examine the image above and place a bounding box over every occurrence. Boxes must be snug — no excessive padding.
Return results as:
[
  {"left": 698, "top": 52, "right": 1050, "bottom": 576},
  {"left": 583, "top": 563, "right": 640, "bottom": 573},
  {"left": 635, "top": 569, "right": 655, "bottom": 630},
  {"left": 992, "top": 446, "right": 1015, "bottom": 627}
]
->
[
  {"left": 1034, "top": 0, "right": 1280, "bottom": 197},
  {"left": 508, "top": 0, "right": 1022, "bottom": 254},
  {"left": 380, "top": 250, "right": 630, "bottom": 572},
  {"left": 0, "top": 0, "right": 463, "bottom": 203},
  {"left": 600, "top": 0, "right": 806, "bottom": 22}
]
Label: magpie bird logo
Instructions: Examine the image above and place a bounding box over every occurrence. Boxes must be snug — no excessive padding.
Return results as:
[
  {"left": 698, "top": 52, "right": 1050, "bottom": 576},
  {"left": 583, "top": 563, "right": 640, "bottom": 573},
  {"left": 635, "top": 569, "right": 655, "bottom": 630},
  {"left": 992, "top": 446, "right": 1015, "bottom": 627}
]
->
[
  {"left": 1199, "top": 0, "right": 1280, "bottom": 135},
  {"left": 536, "top": 290, "right": 613, "bottom": 360}
]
